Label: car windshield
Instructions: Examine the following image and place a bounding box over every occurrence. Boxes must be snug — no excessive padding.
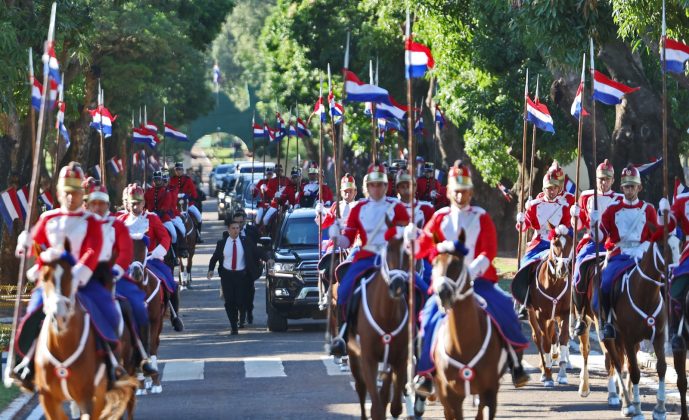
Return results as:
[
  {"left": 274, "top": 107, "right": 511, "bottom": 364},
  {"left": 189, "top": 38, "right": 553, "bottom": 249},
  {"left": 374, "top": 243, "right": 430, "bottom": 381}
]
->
[
  {"left": 243, "top": 183, "right": 258, "bottom": 205},
  {"left": 278, "top": 217, "right": 319, "bottom": 249},
  {"left": 239, "top": 166, "right": 262, "bottom": 173}
]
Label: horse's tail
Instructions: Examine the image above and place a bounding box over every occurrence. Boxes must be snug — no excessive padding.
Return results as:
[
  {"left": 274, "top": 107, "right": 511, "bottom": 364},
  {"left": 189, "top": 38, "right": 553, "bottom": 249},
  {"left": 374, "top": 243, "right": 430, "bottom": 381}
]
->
[{"left": 99, "top": 375, "right": 139, "bottom": 420}]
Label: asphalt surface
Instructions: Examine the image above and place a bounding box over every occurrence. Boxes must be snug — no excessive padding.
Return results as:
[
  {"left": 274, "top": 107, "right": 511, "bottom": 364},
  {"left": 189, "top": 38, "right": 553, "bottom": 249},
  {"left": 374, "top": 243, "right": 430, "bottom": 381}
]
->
[{"left": 14, "top": 199, "right": 686, "bottom": 419}]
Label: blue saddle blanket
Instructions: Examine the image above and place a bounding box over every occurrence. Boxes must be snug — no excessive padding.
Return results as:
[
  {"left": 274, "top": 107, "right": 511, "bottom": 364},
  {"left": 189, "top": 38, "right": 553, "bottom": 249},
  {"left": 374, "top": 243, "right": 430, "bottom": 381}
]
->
[
  {"left": 76, "top": 280, "right": 121, "bottom": 344},
  {"left": 573, "top": 241, "right": 605, "bottom": 287},
  {"left": 146, "top": 258, "right": 177, "bottom": 294},
  {"left": 520, "top": 240, "right": 550, "bottom": 267},
  {"left": 116, "top": 277, "right": 149, "bottom": 329}
]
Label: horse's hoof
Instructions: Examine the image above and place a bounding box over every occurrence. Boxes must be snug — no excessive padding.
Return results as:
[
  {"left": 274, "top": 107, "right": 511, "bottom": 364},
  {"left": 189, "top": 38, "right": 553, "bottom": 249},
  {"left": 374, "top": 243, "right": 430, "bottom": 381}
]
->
[
  {"left": 151, "top": 385, "right": 163, "bottom": 394},
  {"left": 144, "top": 377, "right": 153, "bottom": 390},
  {"left": 652, "top": 409, "right": 666, "bottom": 420},
  {"left": 136, "top": 388, "right": 147, "bottom": 396},
  {"left": 557, "top": 375, "right": 568, "bottom": 385},
  {"left": 622, "top": 405, "right": 641, "bottom": 417},
  {"left": 414, "top": 397, "right": 426, "bottom": 417},
  {"left": 544, "top": 379, "right": 555, "bottom": 388},
  {"left": 608, "top": 396, "right": 621, "bottom": 407}
]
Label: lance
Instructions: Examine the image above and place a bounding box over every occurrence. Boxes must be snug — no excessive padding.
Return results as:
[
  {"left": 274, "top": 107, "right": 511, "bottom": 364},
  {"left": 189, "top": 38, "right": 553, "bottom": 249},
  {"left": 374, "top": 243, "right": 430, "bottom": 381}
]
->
[
  {"left": 163, "top": 106, "right": 167, "bottom": 168},
  {"left": 28, "top": 48, "right": 38, "bottom": 165},
  {"left": 517, "top": 69, "right": 529, "bottom": 269},
  {"left": 142, "top": 105, "right": 148, "bottom": 187},
  {"left": 5, "top": 2, "right": 57, "bottom": 388},
  {"left": 317, "top": 73, "right": 325, "bottom": 319},
  {"left": 251, "top": 110, "right": 256, "bottom": 210},
  {"left": 51, "top": 72, "right": 65, "bottom": 184},
  {"left": 98, "top": 82, "right": 107, "bottom": 186},
  {"left": 295, "top": 102, "right": 300, "bottom": 170},
  {"left": 404, "top": 6, "right": 417, "bottom": 401},
  {"left": 528, "top": 75, "right": 540, "bottom": 197},
  {"left": 369, "top": 59, "right": 377, "bottom": 162},
  {"left": 661, "top": 0, "right": 671, "bottom": 318},
  {"left": 590, "top": 38, "right": 604, "bottom": 326},
  {"left": 570, "top": 54, "right": 586, "bottom": 329}
]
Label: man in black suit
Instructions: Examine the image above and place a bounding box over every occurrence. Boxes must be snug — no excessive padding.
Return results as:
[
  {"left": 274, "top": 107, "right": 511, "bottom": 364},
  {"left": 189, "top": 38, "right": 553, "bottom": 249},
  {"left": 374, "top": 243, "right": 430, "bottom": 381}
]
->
[
  {"left": 232, "top": 210, "right": 262, "bottom": 324},
  {"left": 208, "top": 218, "right": 269, "bottom": 334}
]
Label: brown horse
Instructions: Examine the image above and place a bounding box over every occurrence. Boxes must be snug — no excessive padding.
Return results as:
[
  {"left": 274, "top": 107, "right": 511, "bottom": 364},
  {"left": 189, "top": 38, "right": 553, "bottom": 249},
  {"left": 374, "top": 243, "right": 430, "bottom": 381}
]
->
[
  {"left": 34, "top": 244, "right": 136, "bottom": 419},
  {"left": 672, "top": 271, "right": 689, "bottom": 420},
  {"left": 431, "top": 232, "right": 506, "bottom": 420},
  {"left": 603, "top": 241, "right": 668, "bottom": 419},
  {"left": 346, "top": 230, "right": 409, "bottom": 420},
  {"left": 526, "top": 225, "right": 572, "bottom": 387},
  {"left": 177, "top": 195, "right": 197, "bottom": 289},
  {"left": 130, "top": 238, "right": 166, "bottom": 395}
]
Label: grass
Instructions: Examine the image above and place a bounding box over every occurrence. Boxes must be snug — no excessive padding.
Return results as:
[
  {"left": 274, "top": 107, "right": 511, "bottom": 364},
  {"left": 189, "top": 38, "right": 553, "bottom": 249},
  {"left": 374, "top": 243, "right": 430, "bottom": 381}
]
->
[
  {"left": 494, "top": 256, "right": 517, "bottom": 293},
  {"left": 0, "top": 385, "right": 20, "bottom": 411}
]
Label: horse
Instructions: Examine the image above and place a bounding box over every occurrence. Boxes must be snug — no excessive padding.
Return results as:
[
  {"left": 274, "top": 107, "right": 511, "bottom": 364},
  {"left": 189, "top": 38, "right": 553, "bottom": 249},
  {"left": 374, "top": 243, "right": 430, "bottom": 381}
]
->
[
  {"left": 33, "top": 242, "right": 136, "bottom": 419},
  {"left": 131, "top": 238, "right": 166, "bottom": 395},
  {"left": 431, "top": 231, "right": 507, "bottom": 420},
  {"left": 672, "top": 272, "right": 689, "bottom": 420},
  {"left": 526, "top": 224, "right": 572, "bottom": 387},
  {"left": 346, "top": 223, "right": 410, "bottom": 420},
  {"left": 602, "top": 241, "right": 668, "bottom": 419},
  {"left": 176, "top": 194, "right": 197, "bottom": 289}
]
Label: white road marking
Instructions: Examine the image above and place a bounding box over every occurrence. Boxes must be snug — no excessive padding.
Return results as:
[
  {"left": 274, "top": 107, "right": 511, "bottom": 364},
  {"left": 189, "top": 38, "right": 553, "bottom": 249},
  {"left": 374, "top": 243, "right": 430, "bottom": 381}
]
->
[
  {"left": 0, "top": 393, "right": 33, "bottom": 419},
  {"left": 162, "top": 360, "right": 205, "bottom": 381},
  {"left": 321, "top": 356, "right": 349, "bottom": 376},
  {"left": 244, "top": 357, "right": 286, "bottom": 378}
]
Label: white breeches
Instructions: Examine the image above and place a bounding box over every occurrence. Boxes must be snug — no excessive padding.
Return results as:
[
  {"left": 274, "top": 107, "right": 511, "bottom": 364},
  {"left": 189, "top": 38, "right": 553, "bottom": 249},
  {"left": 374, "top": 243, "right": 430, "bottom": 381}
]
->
[
  {"left": 256, "top": 208, "right": 265, "bottom": 225},
  {"left": 163, "top": 221, "right": 177, "bottom": 243},
  {"left": 188, "top": 205, "right": 201, "bottom": 223},
  {"left": 172, "top": 216, "right": 186, "bottom": 236},
  {"left": 262, "top": 207, "right": 277, "bottom": 225}
]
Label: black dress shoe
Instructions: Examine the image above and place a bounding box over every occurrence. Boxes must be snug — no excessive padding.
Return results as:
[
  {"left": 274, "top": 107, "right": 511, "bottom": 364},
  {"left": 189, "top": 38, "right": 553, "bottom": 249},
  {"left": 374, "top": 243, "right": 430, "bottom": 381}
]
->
[
  {"left": 238, "top": 322, "right": 245, "bottom": 329},
  {"left": 247, "top": 312, "right": 253, "bottom": 324},
  {"left": 573, "top": 318, "right": 587, "bottom": 336},
  {"left": 231, "top": 329, "right": 239, "bottom": 335}
]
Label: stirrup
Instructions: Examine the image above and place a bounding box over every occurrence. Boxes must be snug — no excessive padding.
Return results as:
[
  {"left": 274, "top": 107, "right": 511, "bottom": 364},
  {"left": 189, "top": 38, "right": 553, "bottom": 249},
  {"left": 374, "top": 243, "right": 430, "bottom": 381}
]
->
[{"left": 413, "top": 375, "right": 434, "bottom": 397}]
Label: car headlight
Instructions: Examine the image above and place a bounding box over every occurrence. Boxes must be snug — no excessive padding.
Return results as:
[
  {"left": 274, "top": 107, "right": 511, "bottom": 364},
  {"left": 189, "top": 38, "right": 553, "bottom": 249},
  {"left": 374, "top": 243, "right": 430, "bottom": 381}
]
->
[
  {"left": 224, "top": 196, "right": 232, "bottom": 203},
  {"left": 273, "top": 263, "right": 295, "bottom": 272},
  {"left": 218, "top": 192, "right": 225, "bottom": 200}
]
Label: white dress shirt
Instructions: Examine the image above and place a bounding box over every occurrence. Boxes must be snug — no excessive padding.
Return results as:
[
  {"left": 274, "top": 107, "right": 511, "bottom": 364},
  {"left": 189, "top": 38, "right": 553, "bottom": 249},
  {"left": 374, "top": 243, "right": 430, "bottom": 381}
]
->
[{"left": 222, "top": 236, "right": 246, "bottom": 271}]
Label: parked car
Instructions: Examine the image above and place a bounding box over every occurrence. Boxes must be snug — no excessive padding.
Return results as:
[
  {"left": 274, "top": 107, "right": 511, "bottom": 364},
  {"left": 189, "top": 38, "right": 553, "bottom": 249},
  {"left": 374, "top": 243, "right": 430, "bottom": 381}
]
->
[
  {"left": 237, "top": 162, "right": 275, "bottom": 175},
  {"left": 264, "top": 208, "right": 326, "bottom": 332},
  {"left": 209, "top": 164, "right": 235, "bottom": 197}
]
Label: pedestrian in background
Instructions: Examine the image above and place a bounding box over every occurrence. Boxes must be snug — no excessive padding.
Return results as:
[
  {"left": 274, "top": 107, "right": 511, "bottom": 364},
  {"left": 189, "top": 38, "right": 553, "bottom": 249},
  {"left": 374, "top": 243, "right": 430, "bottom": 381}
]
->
[{"left": 231, "top": 209, "right": 262, "bottom": 324}]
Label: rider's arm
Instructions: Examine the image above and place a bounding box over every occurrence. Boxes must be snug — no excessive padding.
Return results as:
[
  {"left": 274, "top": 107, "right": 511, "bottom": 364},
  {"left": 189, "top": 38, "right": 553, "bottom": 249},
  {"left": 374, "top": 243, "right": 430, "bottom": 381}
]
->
[
  {"left": 471, "top": 213, "right": 497, "bottom": 281},
  {"left": 78, "top": 216, "right": 104, "bottom": 273},
  {"left": 149, "top": 214, "right": 171, "bottom": 251},
  {"left": 112, "top": 219, "right": 134, "bottom": 274}
]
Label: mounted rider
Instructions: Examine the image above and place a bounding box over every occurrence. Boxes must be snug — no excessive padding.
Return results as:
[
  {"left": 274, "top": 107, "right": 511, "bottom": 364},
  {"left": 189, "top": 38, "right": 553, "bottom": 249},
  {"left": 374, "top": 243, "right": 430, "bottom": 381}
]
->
[
  {"left": 412, "top": 161, "right": 530, "bottom": 396},
  {"left": 670, "top": 181, "right": 689, "bottom": 351},
  {"left": 416, "top": 162, "right": 449, "bottom": 209},
  {"left": 117, "top": 184, "right": 184, "bottom": 332},
  {"left": 170, "top": 162, "right": 203, "bottom": 243},
  {"left": 84, "top": 182, "right": 157, "bottom": 376},
  {"left": 261, "top": 164, "right": 296, "bottom": 228},
  {"left": 146, "top": 170, "right": 188, "bottom": 258},
  {"left": 569, "top": 159, "right": 622, "bottom": 336},
  {"left": 512, "top": 168, "right": 572, "bottom": 315},
  {"left": 297, "top": 162, "right": 334, "bottom": 208},
  {"left": 535, "top": 160, "right": 575, "bottom": 207},
  {"left": 328, "top": 164, "right": 410, "bottom": 357},
  {"left": 253, "top": 166, "right": 275, "bottom": 227},
  {"left": 12, "top": 163, "right": 121, "bottom": 391},
  {"left": 161, "top": 171, "right": 188, "bottom": 248},
  {"left": 598, "top": 165, "right": 673, "bottom": 340}
]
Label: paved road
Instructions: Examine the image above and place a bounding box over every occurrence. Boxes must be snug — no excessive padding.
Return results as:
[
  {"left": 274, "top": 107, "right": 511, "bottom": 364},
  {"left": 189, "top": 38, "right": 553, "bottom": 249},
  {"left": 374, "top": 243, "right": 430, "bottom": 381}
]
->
[{"left": 17, "top": 200, "right": 686, "bottom": 419}]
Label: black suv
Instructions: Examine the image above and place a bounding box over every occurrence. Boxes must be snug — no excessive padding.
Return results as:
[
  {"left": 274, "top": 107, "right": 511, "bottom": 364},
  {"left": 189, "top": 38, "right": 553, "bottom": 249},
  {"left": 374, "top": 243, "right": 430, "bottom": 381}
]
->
[{"left": 264, "top": 208, "right": 326, "bottom": 332}]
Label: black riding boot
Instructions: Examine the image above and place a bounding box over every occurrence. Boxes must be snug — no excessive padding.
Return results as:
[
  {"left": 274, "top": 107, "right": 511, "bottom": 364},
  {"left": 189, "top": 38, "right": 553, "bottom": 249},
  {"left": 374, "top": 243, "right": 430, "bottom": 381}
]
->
[
  {"left": 670, "top": 297, "right": 686, "bottom": 352},
  {"left": 329, "top": 308, "right": 348, "bottom": 357},
  {"left": 170, "top": 290, "right": 184, "bottom": 331},
  {"left": 196, "top": 221, "right": 204, "bottom": 243},
  {"left": 507, "top": 349, "right": 529, "bottom": 388},
  {"left": 176, "top": 227, "right": 189, "bottom": 258},
  {"left": 105, "top": 341, "right": 125, "bottom": 390},
  {"left": 599, "top": 291, "right": 616, "bottom": 340},
  {"left": 572, "top": 287, "right": 588, "bottom": 336},
  {"left": 139, "top": 324, "right": 158, "bottom": 375}
]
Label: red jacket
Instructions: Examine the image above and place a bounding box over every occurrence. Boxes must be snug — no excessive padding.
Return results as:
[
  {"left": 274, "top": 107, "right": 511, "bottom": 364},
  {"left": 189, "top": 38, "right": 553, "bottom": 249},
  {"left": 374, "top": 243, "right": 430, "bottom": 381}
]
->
[
  {"left": 341, "top": 197, "right": 409, "bottom": 261},
  {"left": 266, "top": 176, "right": 296, "bottom": 206},
  {"left": 297, "top": 182, "right": 334, "bottom": 204},
  {"left": 117, "top": 212, "right": 171, "bottom": 252},
  {"left": 170, "top": 175, "right": 198, "bottom": 202},
  {"left": 100, "top": 214, "right": 133, "bottom": 271},
  {"left": 165, "top": 184, "right": 181, "bottom": 217},
  {"left": 416, "top": 177, "right": 448, "bottom": 208},
  {"left": 602, "top": 199, "right": 671, "bottom": 257},
  {"left": 145, "top": 186, "right": 173, "bottom": 222}
]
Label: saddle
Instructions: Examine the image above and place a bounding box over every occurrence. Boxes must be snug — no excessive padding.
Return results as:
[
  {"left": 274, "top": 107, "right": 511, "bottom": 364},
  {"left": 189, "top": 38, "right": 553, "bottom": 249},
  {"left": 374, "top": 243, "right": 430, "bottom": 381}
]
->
[{"left": 511, "top": 259, "right": 546, "bottom": 305}]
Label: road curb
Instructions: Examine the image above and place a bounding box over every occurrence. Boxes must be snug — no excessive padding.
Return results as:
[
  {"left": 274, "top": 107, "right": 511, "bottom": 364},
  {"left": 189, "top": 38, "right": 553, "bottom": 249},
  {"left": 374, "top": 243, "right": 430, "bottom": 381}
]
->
[{"left": 0, "top": 392, "right": 34, "bottom": 420}]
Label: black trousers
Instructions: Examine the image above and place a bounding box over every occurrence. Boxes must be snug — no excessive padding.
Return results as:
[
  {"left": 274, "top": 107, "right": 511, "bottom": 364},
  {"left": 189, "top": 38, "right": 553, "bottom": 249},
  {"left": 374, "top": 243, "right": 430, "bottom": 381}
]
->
[
  {"left": 220, "top": 270, "right": 248, "bottom": 330},
  {"left": 240, "top": 278, "right": 256, "bottom": 321}
]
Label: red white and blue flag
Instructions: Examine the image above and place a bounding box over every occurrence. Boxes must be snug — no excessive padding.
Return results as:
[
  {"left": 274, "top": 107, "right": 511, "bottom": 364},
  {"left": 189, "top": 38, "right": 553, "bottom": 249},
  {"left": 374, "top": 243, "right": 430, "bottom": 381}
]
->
[
  {"left": 164, "top": 123, "right": 188, "bottom": 141},
  {"left": 405, "top": 38, "right": 435, "bottom": 79},
  {"left": 570, "top": 82, "right": 589, "bottom": 120},
  {"left": 312, "top": 97, "right": 326, "bottom": 122},
  {"left": 132, "top": 126, "right": 158, "bottom": 148},
  {"left": 564, "top": 175, "right": 576, "bottom": 195},
  {"left": 39, "top": 190, "right": 54, "bottom": 210},
  {"left": 344, "top": 70, "right": 390, "bottom": 103},
  {"left": 89, "top": 106, "right": 116, "bottom": 138},
  {"left": 133, "top": 150, "right": 146, "bottom": 168},
  {"left": 55, "top": 100, "right": 70, "bottom": 148},
  {"left": 46, "top": 42, "right": 61, "bottom": 85},
  {"left": 144, "top": 121, "right": 159, "bottom": 133},
  {"left": 296, "top": 118, "right": 311, "bottom": 138},
  {"left": 663, "top": 38, "right": 689, "bottom": 74},
  {"left": 328, "top": 91, "right": 344, "bottom": 124},
  {"left": 0, "top": 187, "right": 23, "bottom": 229},
  {"left": 252, "top": 122, "right": 267, "bottom": 138},
  {"left": 31, "top": 77, "right": 42, "bottom": 111},
  {"left": 434, "top": 106, "right": 445, "bottom": 129},
  {"left": 16, "top": 186, "right": 29, "bottom": 220},
  {"left": 414, "top": 116, "right": 424, "bottom": 135},
  {"left": 108, "top": 157, "right": 124, "bottom": 175},
  {"left": 275, "top": 113, "right": 286, "bottom": 141},
  {"left": 288, "top": 123, "right": 298, "bottom": 138},
  {"left": 526, "top": 97, "right": 555, "bottom": 133},
  {"left": 364, "top": 101, "right": 373, "bottom": 116},
  {"left": 374, "top": 96, "right": 407, "bottom": 120},
  {"left": 92, "top": 165, "right": 102, "bottom": 181},
  {"left": 633, "top": 157, "right": 662, "bottom": 175},
  {"left": 497, "top": 183, "right": 513, "bottom": 202},
  {"left": 266, "top": 124, "right": 276, "bottom": 142},
  {"left": 592, "top": 70, "right": 639, "bottom": 106}
]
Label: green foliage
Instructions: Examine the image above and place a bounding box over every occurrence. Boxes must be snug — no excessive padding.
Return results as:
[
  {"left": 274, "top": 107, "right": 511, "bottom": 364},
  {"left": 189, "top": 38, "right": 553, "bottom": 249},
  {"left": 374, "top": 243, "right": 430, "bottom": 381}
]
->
[{"left": 464, "top": 117, "right": 518, "bottom": 185}]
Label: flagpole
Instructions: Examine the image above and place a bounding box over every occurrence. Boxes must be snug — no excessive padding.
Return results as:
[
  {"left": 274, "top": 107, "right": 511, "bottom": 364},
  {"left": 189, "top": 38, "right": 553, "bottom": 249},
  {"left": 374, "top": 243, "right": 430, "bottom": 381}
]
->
[
  {"left": 571, "top": 54, "right": 586, "bottom": 330},
  {"left": 98, "top": 81, "right": 107, "bottom": 186},
  {"left": 590, "top": 38, "right": 604, "bottom": 328},
  {"left": 517, "top": 69, "right": 529, "bottom": 269},
  {"left": 317, "top": 73, "right": 325, "bottom": 317},
  {"left": 369, "top": 60, "right": 377, "bottom": 162},
  {"left": 29, "top": 48, "right": 38, "bottom": 167},
  {"left": 251, "top": 110, "right": 256, "bottom": 210},
  {"left": 661, "top": 0, "right": 671, "bottom": 319},
  {"left": 404, "top": 6, "right": 417, "bottom": 405},
  {"left": 163, "top": 106, "right": 167, "bottom": 169},
  {"left": 5, "top": 2, "right": 57, "bottom": 388},
  {"left": 296, "top": 103, "right": 300, "bottom": 170},
  {"left": 51, "top": 73, "right": 64, "bottom": 184},
  {"left": 528, "top": 75, "right": 539, "bottom": 196}
]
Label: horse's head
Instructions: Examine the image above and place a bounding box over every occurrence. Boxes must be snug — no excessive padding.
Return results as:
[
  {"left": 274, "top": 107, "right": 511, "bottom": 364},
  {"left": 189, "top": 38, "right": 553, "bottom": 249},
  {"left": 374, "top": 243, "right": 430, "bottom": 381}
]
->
[
  {"left": 39, "top": 241, "right": 77, "bottom": 330},
  {"left": 177, "top": 193, "right": 189, "bottom": 214},
  {"left": 381, "top": 215, "right": 408, "bottom": 299},
  {"left": 128, "top": 239, "right": 149, "bottom": 284},
  {"left": 547, "top": 224, "right": 573, "bottom": 280},
  {"left": 432, "top": 230, "right": 470, "bottom": 310}
]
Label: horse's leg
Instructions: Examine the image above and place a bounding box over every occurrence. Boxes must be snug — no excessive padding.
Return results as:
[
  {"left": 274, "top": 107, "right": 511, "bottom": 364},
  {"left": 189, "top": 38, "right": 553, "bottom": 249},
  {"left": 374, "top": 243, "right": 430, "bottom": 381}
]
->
[
  {"left": 444, "top": 386, "right": 465, "bottom": 420},
  {"left": 578, "top": 327, "right": 591, "bottom": 397},
  {"left": 360, "top": 354, "right": 385, "bottom": 420},
  {"left": 622, "top": 340, "right": 642, "bottom": 418},
  {"left": 389, "top": 363, "right": 405, "bottom": 419},
  {"left": 673, "top": 347, "right": 688, "bottom": 420},
  {"left": 39, "top": 392, "right": 68, "bottom": 420},
  {"left": 348, "top": 355, "right": 368, "bottom": 420},
  {"left": 477, "top": 388, "right": 497, "bottom": 420},
  {"left": 527, "top": 309, "right": 549, "bottom": 383},
  {"left": 652, "top": 327, "right": 668, "bottom": 420},
  {"left": 603, "top": 348, "right": 621, "bottom": 407},
  {"left": 541, "top": 317, "right": 554, "bottom": 388},
  {"left": 557, "top": 314, "right": 570, "bottom": 384}
]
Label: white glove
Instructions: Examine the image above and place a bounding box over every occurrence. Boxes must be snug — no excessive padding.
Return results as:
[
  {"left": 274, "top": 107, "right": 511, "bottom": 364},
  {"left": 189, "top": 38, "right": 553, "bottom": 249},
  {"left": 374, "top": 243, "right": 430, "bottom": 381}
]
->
[
  {"left": 430, "top": 190, "right": 438, "bottom": 199},
  {"left": 304, "top": 190, "right": 312, "bottom": 197},
  {"left": 15, "top": 230, "right": 32, "bottom": 258},
  {"left": 26, "top": 265, "right": 40, "bottom": 283},
  {"left": 72, "top": 264, "right": 93, "bottom": 287},
  {"left": 589, "top": 209, "right": 600, "bottom": 225},
  {"left": 436, "top": 240, "right": 456, "bottom": 253},
  {"left": 150, "top": 244, "right": 167, "bottom": 260},
  {"left": 275, "top": 190, "right": 282, "bottom": 199},
  {"left": 260, "top": 184, "right": 267, "bottom": 193},
  {"left": 516, "top": 212, "right": 526, "bottom": 224},
  {"left": 328, "top": 222, "right": 342, "bottom": 239},
  {"left": 570, "top": 205, "right": 581, "bottom": 218},
  {"left": 315, "top": 202, "right": 325, "bottom": 215},
  {"left": 524, "top": 197, "right": 533, "bottom": 210},
  {"left": 404, "top": 224, "right": 419, "bottom": 242},
  {"left": 112, "top": 264, "right": 125, "bottom": 281},
  {"left": 659, "top": 198, "right": 670, "bottom": 214},
  {"left": 467, "top": 255, "right": 489, "bottom": 280}
]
